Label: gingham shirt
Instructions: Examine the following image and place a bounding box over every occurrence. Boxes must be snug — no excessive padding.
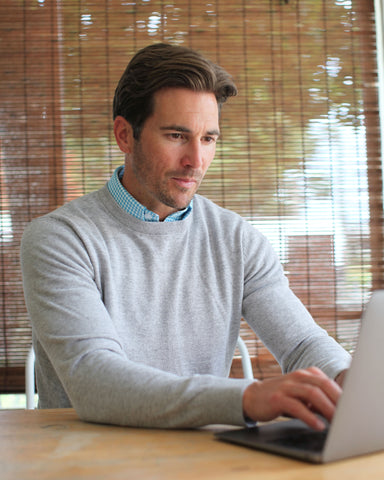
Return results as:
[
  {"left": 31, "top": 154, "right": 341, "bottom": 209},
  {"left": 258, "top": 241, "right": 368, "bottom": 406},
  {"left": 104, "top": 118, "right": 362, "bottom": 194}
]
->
[{"left": 107, "top": 166, "right": 192, "bottom": 222}]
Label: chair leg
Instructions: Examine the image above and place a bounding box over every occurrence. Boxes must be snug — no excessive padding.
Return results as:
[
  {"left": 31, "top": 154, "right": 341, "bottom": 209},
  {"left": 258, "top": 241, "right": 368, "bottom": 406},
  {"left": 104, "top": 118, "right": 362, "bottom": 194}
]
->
[{"left": 25, "top": 347, "right": 36, "bottom": 409}]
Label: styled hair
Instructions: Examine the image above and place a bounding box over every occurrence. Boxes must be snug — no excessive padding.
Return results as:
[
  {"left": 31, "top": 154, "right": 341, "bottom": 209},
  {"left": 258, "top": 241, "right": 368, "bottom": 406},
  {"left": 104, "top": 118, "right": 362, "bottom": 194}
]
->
[{"left": 113, "top": 43, "right": 237, "bottom": 139}]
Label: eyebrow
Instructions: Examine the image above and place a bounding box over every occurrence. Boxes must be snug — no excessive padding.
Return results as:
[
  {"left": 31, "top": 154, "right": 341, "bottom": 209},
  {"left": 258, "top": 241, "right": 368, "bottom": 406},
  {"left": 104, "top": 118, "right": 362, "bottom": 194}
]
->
[{"left": 160, "top": 125, "right": 221, "bottom": 137}]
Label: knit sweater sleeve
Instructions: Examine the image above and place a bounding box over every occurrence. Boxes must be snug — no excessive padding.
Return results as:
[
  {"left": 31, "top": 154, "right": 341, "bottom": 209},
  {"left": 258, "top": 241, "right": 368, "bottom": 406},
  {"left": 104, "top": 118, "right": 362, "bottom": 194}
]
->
[
  {"left": 240, "top": 222, "right": 351, "bottom": 380},
  {"left": 21, "top": 212, "right": 252, "bottom": 428}
]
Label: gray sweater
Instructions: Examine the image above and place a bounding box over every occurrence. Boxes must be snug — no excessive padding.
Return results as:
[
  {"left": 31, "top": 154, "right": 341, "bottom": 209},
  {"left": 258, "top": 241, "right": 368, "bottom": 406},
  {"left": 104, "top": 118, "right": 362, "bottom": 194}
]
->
[{"left": 21, "top": 185, "right": 351, "bottom": 427}]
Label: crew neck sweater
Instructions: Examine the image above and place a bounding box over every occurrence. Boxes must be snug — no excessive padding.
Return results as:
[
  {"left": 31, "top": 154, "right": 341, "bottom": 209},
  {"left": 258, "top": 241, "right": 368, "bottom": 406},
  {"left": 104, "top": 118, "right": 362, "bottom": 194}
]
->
[{"left": 21, "top": 185, "right": 351, "bottom": 428}]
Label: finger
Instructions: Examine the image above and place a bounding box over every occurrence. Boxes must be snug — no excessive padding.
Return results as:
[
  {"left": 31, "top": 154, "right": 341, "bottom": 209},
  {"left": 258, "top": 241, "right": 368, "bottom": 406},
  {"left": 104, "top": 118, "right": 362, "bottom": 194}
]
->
[
  {"left": 293, "top": 368, "right": 342, "bottom": 405},
  {"left": 287, "top": 369, "right": 342, "bottom": 423},
  {"left": 280, "top": 396, "right": 327, "bottom": 431},
  {"left": 267, "top": 378, "right": 333, "bottom": 426},
  {"left": 293, "top": 383, "right": 336, "bottom": 423},
  {"left": 309, "top": 370, "right": 342, "bottom": 410}
]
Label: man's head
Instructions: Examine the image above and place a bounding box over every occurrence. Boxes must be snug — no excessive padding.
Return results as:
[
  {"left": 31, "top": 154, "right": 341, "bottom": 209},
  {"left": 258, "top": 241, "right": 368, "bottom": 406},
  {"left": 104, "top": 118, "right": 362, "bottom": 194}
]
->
[
  {"left": 113, "top": 43, "right": 237, "bottom": 140},
  {"left": 113, "top": 44, "right": 237, "bottom": 220}
]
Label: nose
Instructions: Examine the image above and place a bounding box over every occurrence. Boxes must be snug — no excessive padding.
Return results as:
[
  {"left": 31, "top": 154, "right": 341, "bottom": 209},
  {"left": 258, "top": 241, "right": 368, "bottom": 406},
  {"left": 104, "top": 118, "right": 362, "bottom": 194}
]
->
[{"left": 180, "top": 139, "right": 204, "bottom": 170}]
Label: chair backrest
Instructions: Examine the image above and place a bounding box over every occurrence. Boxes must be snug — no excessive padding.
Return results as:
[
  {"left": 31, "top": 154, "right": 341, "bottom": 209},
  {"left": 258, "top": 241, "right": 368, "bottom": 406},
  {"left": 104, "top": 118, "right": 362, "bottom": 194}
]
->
[{"left": 236, "top": 336, "right": 254, "bottom": 380}]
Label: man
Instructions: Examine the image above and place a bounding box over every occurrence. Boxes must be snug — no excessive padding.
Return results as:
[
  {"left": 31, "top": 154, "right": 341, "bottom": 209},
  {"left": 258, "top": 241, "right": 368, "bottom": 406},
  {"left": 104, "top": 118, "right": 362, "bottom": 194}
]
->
[{"left": 21, "top": 43, "right": 350, "bottom": 430}]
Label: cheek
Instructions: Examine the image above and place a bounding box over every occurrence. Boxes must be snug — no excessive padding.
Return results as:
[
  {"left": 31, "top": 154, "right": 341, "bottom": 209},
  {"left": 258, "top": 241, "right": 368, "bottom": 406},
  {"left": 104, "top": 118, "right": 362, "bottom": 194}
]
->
[
  {"left": 203, "top": 149, "right": 216, "bottom": 170},
  {"left": 141, "top": 143, "right": 170, "bottom": 171},
  {"left": 155, "top": 146, "right": 183, "bottom": 169}
]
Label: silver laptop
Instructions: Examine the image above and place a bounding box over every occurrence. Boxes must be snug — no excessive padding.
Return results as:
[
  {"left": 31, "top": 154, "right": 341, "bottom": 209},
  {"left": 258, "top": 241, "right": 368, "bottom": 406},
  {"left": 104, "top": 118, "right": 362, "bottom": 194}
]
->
[{"left": 216, "top": 290, "right": 384, "bottom": 463}]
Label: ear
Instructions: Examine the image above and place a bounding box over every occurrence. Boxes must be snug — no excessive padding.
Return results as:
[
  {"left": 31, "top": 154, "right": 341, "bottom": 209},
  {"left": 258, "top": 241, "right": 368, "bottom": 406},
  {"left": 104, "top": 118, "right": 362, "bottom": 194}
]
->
[{"left": 113, "top": 116, "right": 134, "bottom": 154}]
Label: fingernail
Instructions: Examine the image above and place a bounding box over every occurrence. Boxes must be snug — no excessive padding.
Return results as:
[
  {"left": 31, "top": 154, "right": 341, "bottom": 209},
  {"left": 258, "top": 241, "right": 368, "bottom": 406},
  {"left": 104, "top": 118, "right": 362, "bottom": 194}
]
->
[{"left": 315, "top": 418, "right": 326, "bottom": 430}]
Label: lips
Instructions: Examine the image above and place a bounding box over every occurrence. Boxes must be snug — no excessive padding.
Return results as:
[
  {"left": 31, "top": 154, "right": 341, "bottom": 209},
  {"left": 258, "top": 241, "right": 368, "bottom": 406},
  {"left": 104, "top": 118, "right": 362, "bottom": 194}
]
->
[{"left": 172, "top": 177, "right": 198, "bottom": 189}]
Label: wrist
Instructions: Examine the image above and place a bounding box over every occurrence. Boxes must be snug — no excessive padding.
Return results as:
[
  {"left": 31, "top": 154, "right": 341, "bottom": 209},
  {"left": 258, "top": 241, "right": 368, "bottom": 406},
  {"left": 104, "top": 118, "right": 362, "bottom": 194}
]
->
[{"left": 242, "top": 382, "right": 257, "bottom": 424}]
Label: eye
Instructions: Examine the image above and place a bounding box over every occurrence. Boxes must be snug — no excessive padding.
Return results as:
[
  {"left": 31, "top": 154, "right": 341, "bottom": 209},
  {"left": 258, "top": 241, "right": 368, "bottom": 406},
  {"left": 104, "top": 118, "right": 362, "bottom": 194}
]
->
[
  {"left": 203, "top": 136, "right": 218, "bottom": 144},
  {"left": 167, "top": 132, "right": 185, "bottom": 141}
]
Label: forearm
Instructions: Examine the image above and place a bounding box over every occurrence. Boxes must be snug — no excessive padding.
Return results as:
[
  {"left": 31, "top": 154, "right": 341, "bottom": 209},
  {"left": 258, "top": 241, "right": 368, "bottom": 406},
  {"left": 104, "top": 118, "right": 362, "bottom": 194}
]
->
[
  {"left": 65, "top": 350, "right": 251, "bottom": 427},
  {"left": 243, "top": 281, "right": 351, "bottom": 379}
]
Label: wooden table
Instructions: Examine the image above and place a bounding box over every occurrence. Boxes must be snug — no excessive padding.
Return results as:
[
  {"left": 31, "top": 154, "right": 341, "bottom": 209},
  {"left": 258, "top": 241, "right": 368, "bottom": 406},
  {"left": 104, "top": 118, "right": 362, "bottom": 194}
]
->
[{"left": 1, "top": 408, "right": 384, "bottom": 480}]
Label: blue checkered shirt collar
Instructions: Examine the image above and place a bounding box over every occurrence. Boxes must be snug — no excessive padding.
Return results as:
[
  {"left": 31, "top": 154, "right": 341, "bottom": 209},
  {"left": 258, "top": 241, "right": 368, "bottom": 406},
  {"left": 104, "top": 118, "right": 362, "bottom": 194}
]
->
[{"left": 107, "top": 166, "right": 193, "bottom": 222}]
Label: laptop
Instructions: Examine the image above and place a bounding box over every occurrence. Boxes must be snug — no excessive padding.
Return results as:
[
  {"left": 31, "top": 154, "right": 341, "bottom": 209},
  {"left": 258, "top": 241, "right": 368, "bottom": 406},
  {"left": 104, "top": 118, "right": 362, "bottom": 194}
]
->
[{"left": 216, "top": 290, "right": 384, "bottom": 463}]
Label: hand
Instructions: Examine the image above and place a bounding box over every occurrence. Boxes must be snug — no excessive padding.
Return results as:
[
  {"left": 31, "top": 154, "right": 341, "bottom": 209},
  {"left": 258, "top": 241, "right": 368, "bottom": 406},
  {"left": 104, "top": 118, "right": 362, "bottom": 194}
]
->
[{"left": 242, "top": 367, "right": 342, "bottom": 431}]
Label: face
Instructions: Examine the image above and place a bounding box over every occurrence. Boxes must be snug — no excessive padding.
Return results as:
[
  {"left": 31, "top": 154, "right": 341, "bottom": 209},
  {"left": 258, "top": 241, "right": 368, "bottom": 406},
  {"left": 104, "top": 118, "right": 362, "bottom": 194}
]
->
[{"left": 118, "top": 88, "right": 220, "bottom": 221}]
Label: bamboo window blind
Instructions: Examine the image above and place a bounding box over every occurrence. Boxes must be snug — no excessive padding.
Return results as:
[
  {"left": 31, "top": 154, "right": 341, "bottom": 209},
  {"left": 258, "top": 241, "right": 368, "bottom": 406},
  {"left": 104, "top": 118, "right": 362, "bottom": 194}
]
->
[{"left": 0, "top": 0, "right": 383, "bottom": 392}]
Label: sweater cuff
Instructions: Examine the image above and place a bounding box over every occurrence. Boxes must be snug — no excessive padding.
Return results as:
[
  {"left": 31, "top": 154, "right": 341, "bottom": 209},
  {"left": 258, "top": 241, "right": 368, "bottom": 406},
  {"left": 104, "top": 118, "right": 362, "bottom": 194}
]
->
[{"left": 199, "top": 376, "right": 255, "bottom": 427}]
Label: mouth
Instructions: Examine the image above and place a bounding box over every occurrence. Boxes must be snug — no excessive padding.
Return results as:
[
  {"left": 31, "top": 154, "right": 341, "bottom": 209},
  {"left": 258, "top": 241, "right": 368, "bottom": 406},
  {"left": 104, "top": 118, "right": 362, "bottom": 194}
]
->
[{"left": 171, "top": 177, "right": 198, "bottom": 189}]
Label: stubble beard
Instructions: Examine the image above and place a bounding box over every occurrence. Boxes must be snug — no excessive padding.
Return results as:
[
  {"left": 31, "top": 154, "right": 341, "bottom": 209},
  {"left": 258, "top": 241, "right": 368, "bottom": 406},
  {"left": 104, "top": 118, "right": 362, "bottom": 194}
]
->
[{"left": 132, "top": 141, "right": 203, "bottom": 211}]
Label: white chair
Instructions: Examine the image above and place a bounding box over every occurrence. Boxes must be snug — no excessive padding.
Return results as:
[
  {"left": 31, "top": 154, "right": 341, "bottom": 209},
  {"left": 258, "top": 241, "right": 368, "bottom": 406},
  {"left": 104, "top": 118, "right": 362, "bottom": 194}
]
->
[
  {"left": 25, "top": 336, "right": 253, "bottom": 409},
  {"left": 25, "top": 346, "right": 36, "bottom": 409},
  {"left": 236, "top": 336, "right": 254, "bottom": 380}
]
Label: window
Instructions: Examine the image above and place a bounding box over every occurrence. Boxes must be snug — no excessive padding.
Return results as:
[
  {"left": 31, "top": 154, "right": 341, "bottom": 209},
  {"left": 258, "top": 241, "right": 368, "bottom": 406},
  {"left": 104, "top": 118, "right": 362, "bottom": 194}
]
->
[{"left": 1, "top": 0, "right": 382, "bottom": 391}]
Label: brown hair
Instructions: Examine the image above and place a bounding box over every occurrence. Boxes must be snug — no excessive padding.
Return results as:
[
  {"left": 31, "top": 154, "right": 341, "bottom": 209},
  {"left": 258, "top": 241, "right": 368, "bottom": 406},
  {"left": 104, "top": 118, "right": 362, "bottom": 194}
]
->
[{"left": 113, "top": 43, "right": 237, "bottom": 139}]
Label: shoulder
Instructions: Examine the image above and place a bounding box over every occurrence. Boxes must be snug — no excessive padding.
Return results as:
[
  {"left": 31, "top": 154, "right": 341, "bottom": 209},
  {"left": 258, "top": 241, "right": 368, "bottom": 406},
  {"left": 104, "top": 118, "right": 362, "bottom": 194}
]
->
[
  {"left": 192, "top": 195, "right": 279, "bottom": 260},
  {"left": 27, "top": 186, "right": 110, "bottom": 225},
  {"left": 21, "top": 188, "right": 109, "bottom": 246},
  {"left": 193, "top": 195, "right": 261, "bottom": 238},
  {"left": 193, "top": 195, "right": 246, "bottom": 225}
]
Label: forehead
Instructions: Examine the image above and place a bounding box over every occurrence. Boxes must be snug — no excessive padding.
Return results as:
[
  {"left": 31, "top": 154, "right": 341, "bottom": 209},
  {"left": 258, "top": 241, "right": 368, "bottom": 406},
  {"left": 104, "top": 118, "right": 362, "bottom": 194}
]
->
[{"left": 150, "top": 88, "right": 219, "bottom": 126}]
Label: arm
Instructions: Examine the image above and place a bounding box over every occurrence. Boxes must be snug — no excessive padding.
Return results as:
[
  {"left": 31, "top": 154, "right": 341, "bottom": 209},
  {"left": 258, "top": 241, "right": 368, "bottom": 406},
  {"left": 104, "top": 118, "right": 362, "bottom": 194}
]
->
[
  {"left": 239, "top": 225, "right": 351, "bottom": 429},
  {"left": 240, "top": 224, "right": 351, "bottom": 380}
]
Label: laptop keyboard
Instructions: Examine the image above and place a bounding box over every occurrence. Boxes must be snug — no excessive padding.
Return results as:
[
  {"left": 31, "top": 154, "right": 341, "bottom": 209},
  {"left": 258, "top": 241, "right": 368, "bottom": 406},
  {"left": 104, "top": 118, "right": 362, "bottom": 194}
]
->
[{"left": 269, "top": 429, "right": 328, "bottom": 452}]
